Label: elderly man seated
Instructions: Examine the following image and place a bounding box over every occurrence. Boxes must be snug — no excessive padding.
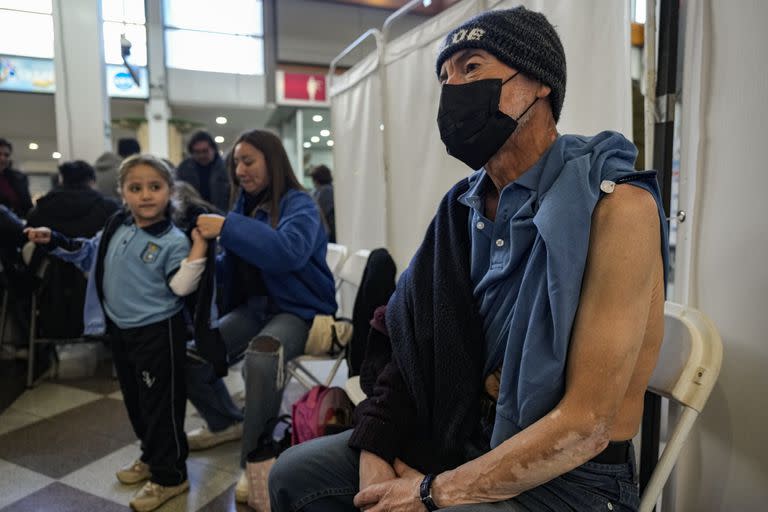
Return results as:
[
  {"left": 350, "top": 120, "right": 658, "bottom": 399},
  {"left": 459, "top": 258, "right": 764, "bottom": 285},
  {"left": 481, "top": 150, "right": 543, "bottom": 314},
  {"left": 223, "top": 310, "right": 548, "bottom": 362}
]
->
[{"left": 269, "top": 7, "right": 668, "bottom": 512}]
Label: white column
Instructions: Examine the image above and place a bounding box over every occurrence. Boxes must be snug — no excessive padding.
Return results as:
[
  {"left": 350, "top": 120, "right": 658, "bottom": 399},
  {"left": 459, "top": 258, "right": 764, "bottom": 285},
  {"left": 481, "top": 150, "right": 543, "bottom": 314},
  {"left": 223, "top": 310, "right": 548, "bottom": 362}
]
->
[
  {"left": 144, "top": 0, "right": 171, "bottom": 158},
  {"left": 52, "top": 0, "right": 111, "bottom": 162}
]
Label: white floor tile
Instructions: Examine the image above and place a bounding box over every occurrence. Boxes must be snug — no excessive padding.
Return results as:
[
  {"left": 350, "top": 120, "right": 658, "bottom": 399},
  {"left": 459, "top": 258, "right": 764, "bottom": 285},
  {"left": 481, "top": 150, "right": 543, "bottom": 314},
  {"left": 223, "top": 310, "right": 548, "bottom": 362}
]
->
[
  {"left": 59, "top": 444, "right": 143, "bottom": 506},
  {"left": 0, "top": 407, "right": 44, "bottom": 436},
  {"left": 0, "top": 458, "right": 55, "bottom": 508},
  {"left": 107, "top": 389, "right": 123, "bottom": 401},
  {"left": 9, "top": 383, "right": 102, "bottom": 419}
]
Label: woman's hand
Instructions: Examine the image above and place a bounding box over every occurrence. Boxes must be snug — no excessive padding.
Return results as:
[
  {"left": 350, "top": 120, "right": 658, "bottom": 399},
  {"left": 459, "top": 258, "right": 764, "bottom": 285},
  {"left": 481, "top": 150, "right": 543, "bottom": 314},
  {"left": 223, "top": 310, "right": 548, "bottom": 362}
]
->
[
  {"left": 189, "top": 227, "right": 208, "bottom": 260},
  {"left": 196, "top": 214, "right": 226, "bottom": 240},
  {"left": 24, "top": 227, "right": 51, "bottom": 244}
]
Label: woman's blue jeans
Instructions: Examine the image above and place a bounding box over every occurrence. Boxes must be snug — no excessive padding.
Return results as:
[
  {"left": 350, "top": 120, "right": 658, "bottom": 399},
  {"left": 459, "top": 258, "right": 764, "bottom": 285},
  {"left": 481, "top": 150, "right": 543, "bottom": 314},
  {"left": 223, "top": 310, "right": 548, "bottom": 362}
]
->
[{"left": 186, "top": 298, "right": 309, "bottom": 466}]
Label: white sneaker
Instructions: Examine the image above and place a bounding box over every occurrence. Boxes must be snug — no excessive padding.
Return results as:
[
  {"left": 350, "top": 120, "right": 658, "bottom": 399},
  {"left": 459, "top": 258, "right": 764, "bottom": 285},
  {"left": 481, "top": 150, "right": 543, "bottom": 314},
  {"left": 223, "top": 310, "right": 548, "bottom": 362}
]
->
[
  {"left": 116, "top": 459, "right": 151, "bottom": 485},
  {"left": 129, "top": 480, "right": 189, "bottom": 511},
  {"left": 186, "top": 422, "right": 243, "bottom": 451},
  {"left": 235, "top": 471, "right": 249, "bottom": 504}
]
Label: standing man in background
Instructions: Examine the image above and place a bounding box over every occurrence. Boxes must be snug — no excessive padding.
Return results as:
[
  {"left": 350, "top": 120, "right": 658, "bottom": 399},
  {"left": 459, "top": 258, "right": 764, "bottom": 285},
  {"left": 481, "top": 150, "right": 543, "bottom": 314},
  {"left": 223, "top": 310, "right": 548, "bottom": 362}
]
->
[
  {"left": 94, "top": 137, "right": 141, "bottom": 199},
  {"left": 176, "top": 131, "right": 230, "bottom": 213},
  {"left": 0, "top": 138, "right": 32, "bottom": 218}
]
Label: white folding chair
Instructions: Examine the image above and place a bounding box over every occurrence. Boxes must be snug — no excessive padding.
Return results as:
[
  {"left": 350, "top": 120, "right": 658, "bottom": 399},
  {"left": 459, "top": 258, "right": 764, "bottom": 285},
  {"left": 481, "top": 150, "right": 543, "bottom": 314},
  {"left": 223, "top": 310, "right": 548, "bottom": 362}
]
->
[
  {"left": 286, "top": 249, "right": 371, "bottom": 390},
  {"left": 639, "top": 302, "right": 723, "bottom": 512},
  {"left": 326, "top": 243, "right": 348, "bottom": 278},
  {"left": 344, "top": 375, "right": 366, "bottom": 406}
]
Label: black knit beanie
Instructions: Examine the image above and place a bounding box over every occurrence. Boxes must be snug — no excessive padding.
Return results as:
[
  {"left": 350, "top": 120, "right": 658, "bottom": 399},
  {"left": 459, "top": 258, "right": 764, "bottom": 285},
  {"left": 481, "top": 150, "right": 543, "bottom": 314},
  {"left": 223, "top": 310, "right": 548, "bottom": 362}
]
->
[{"left": 435, "top": 7, "right": 567, "bottom": 122}]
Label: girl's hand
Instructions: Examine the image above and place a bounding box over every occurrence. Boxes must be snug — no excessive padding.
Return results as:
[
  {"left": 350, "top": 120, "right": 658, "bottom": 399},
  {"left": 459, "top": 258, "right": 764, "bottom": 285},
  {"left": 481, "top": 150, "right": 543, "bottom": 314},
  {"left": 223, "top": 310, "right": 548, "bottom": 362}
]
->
[
  {"left": 196, "top": 214, "right": 226, "bottom": 240},
  {"left": 189, "top": 227, "right": 208, "bottom": 261},
  {"left": 24, "top": 227, "right": 51, "bottom": 244}
]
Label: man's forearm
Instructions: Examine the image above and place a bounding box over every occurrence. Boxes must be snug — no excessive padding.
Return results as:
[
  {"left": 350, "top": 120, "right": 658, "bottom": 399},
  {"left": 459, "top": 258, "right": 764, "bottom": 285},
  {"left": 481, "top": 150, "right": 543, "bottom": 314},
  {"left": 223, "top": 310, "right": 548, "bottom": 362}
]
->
[{"left": 432, "top": 403, "right": 610, "bottom": 507}]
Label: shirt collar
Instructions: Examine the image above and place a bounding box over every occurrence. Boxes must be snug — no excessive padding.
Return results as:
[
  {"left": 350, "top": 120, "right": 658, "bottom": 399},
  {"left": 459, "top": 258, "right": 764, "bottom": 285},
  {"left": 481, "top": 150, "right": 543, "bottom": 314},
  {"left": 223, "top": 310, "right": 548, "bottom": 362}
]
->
[
  {"left": 457, "top": 135, "right": 562, "bottom": 210},
  {"left": 123, "top": 214, "right": 173, "bottom": 236},
  {"left": 458, "top": 170, "right": 489, "bottom": 212}
]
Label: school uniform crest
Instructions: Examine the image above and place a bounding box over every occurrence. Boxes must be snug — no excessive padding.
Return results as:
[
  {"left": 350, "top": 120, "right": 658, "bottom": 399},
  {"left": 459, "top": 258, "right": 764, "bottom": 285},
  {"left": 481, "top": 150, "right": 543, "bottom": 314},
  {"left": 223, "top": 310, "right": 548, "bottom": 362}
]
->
[{"left": 141, "top": 242, "right": 162, "bottom": 263}]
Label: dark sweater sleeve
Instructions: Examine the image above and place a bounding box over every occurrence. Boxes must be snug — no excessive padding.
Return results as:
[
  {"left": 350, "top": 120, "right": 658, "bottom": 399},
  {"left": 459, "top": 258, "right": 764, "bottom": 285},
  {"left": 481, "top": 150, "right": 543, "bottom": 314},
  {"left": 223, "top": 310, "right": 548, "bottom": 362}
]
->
[{"left": 348, "top": 359, "right": 417, "bottom": 464}]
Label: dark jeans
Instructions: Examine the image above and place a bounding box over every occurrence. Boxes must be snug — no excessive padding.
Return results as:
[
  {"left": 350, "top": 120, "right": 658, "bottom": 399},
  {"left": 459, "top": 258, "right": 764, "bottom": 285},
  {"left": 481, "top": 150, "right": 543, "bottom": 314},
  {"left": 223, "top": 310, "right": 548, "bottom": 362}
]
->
[
  {"left": 110, "top": 313, "right": 188, "bottom": 486},
  {"left": 269, "top": 430, "right": 640, "bottom": 512}
]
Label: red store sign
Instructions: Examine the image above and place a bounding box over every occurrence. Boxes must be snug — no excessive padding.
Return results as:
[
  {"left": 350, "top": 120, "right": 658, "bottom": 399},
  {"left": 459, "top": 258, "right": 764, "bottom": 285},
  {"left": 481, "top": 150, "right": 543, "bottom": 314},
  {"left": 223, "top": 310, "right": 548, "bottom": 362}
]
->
[{"left": 276, "top": 71, "right": 329, "bottom": 106}]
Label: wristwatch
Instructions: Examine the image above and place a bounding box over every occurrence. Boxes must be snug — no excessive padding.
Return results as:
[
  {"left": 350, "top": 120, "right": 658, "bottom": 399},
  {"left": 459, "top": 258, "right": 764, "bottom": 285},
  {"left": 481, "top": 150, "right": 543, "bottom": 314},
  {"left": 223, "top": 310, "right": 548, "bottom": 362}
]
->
[{"left": 419, "top": 473, "right": 440, "bottom": 511}]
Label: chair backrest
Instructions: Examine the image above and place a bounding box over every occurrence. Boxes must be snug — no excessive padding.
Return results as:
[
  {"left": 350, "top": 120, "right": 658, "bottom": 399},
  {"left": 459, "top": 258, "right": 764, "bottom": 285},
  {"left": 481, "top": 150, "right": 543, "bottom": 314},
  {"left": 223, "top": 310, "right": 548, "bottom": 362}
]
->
[
  {"left": 325, "top": 243, "right": 348, "bottom": 277},
  {"left": 639, "top": 301, "right": 723, "bottom": 512},
  {"left": 337, "top": 249, "right": 370, "bottom": 319}
]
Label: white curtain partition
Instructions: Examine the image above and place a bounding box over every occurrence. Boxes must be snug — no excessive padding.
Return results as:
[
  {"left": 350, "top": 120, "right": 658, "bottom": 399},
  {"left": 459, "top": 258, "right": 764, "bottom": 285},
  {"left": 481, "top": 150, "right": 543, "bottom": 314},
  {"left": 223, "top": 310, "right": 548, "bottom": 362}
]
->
[
  {"left": 329, "top": 52, "right": 388, "bottom": 256},
  {"left": 330, "top": 0, "right": 631, "bottom": 271}
]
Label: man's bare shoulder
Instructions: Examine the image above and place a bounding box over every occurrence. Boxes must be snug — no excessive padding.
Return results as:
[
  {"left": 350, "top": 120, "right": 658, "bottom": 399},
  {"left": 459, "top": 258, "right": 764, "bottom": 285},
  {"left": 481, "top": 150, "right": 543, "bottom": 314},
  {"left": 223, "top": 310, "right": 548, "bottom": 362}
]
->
[{"left": 592, "top": 184, "right": 660, "bottom": 242}]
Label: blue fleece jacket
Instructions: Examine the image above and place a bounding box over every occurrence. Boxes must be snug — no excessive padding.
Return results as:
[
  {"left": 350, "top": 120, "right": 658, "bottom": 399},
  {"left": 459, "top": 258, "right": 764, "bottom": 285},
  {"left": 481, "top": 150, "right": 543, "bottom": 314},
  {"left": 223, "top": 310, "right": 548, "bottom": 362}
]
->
[{"left": 218, "top": 188, "right": 337, "bottom": 320}]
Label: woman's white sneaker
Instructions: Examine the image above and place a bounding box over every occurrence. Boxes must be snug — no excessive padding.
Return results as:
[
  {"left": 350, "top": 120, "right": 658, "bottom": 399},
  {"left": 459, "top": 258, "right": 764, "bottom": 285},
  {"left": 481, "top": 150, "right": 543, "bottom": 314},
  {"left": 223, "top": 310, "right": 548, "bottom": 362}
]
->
[{"left": 186, "top": 422, "right": 243, "bottom": 451}]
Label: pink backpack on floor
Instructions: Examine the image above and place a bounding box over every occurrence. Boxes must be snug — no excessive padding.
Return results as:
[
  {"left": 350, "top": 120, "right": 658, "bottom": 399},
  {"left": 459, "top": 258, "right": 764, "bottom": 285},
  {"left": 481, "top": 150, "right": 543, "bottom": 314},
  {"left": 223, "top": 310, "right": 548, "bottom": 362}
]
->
[{"left": 291, "top": 385, "right": 354, "bottom": 445}]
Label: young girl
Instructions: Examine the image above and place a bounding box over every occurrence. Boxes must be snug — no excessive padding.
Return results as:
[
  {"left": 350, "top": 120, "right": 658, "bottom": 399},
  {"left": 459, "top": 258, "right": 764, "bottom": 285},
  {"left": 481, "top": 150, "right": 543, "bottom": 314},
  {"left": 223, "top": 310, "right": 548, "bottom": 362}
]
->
[{"left": 26, "top": 155, "right": 207, "bottom": 512}]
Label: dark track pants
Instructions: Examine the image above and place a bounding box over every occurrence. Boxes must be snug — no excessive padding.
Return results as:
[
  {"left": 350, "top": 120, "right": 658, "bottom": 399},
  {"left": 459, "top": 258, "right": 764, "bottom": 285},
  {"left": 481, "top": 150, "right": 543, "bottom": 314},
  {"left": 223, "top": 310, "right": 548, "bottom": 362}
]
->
[{"left": 110, "top": 312, "right": 188, "bottom": 486}]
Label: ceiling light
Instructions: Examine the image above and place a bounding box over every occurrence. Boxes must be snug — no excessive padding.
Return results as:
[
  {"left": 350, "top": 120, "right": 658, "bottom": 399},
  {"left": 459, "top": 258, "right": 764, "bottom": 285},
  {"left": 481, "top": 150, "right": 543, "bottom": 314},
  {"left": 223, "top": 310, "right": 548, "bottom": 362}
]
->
[
  {"left": 310, "top": 136, "right": 320, "bottom": 143},
  {"left": 379, "top": 123, "right": 385, "bottom": 131},
  {"left": 320, "top": 129, "right": 330, "bottom": 137},
  {"left": 28, "top": 142, "right": 39, "bottom": 150},
  {"left": 214, "top": 135, "right": 225, "bottom": 143},
  {"left": 423, "top": 0, "right": 432, "bottom": 6},
  {"left": 52, "top": 151, "right": 62, "bottom": 159},
  {"left": 326, "top": 140, "right": 334, "bottom": 147},
  {"left": 303, "top": 142, "right": 311, "bottom": 148},
  {"left": 215, "top": 116, "right": 227, "bottom": 124},
  {"left": 312, "top": 115, "right": 323, "bottom": 122}
]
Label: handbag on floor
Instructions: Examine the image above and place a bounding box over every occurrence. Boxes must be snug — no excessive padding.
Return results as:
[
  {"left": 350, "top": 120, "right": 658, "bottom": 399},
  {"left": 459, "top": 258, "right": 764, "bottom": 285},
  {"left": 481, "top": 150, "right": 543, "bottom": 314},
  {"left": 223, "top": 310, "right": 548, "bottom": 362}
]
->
[{"left": 245, "top": 415, "right": 292, "bottom": 511}]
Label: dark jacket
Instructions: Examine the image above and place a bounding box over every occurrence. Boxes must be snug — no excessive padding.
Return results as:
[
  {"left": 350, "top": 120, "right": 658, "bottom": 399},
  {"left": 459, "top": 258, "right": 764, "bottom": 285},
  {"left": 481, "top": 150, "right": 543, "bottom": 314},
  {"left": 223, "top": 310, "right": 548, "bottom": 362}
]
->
[
  {"left": 27, "top": 185, "right": 119, "bottom": 238},
  {"left": 0, "top": 205, "right": 26, "bottom": 249},
  {"left": 347, "top": 248, "right": 396, "bottom": 377},
  {"left": 0, "top": 167, "right": 33, "bottom": 218},
  {"left": 176, "top": 156, "right": 230, "bottom": 213},
  {"left": 349, "top": 179, "right": 482, "bottom": 474}
]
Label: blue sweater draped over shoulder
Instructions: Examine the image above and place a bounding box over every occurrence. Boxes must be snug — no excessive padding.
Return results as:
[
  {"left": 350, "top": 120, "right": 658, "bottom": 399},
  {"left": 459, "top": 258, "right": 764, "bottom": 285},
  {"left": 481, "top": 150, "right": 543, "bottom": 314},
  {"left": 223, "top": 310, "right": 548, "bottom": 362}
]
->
[{"left": 385, "top": 131, "right": 669, "bottom": 461}]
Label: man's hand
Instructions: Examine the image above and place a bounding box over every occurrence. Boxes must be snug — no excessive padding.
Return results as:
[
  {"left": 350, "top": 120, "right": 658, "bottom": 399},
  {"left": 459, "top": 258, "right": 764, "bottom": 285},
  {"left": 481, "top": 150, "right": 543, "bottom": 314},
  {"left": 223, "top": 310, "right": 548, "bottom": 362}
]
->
[
  {"left": 24, "top": 227, "right": 51, "bottom": 244},
  {"left": 196, "top": 214, "right": 226, "bottom": 239},
  {"left": 355, "top": 458, "right": 425, "bottom": 512},
  {"left": 359, "top": 450, "right": 396, "bottom": 492}
]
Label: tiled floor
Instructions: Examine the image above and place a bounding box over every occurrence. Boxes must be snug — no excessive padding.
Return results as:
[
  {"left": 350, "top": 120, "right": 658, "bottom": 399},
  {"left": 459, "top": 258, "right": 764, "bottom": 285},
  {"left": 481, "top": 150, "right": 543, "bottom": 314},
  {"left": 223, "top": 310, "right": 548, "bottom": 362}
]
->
[{"left": 0, "top": 357, "right": 343, "bottom": 511}]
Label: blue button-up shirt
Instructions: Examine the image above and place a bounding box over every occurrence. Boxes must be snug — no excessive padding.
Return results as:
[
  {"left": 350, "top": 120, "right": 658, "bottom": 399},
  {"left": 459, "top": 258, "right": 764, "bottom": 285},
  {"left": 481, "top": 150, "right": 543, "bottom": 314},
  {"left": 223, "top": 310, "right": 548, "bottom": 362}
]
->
[{"left": 459, "top": 150, "right": 548, "bottom": 376}]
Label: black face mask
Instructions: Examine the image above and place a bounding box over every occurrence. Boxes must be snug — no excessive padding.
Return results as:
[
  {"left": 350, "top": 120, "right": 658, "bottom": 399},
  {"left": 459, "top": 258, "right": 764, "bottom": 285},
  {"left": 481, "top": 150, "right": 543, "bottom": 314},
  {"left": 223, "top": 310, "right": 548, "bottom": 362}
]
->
[{"left": 437, "top": 73, "right": 537, "bottom": 170}]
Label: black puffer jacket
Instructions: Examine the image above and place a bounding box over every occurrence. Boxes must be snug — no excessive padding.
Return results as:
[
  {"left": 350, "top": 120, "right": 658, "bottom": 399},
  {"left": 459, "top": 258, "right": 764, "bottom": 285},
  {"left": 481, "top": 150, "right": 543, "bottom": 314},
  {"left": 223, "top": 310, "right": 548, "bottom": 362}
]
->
[{"left": 27, "top": 185, "right": 119, "bottom": 237}]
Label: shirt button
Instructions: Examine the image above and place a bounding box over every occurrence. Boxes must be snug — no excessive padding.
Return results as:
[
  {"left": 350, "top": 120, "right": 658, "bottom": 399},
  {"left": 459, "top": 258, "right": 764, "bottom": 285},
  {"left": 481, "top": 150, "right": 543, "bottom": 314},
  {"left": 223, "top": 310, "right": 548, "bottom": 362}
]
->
[
  {"left": 476, "top": 221, "right": 485, "bottom": 230},
  {"left": 496, "top": 239, "right": 505, "bottom": 247}
]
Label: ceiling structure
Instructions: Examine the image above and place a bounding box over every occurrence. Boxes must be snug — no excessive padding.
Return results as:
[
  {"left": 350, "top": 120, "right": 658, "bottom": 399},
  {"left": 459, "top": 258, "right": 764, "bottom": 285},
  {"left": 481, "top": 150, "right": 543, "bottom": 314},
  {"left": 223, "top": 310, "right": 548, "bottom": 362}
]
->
[{"left": 1, "top": 0, "right": 440, "bottom": 172}]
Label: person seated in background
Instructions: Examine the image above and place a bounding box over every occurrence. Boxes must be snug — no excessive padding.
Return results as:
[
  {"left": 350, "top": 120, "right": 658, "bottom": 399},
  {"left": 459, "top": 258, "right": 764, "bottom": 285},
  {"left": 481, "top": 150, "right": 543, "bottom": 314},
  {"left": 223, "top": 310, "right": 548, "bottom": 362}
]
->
[
  {"left": 186, "top": 129, "right": 336, "bottom": 505},
  {"left": 0, "top": 138, "right": 32, "bottom": 218},
  {"left": 176, "top": 131, "right": 230, "bottom": 213},
  {"left": 309, "top": 164, "right": 336, "bottom": 243},
  {"left": 27, "top": 160, "right": 119, "bottom": 238},
  {"left": 94, "top": 138, "right": 141, "bottom": 199},
  {"left": 269, "top": 7, "right": 668, "bottom": 512}
]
